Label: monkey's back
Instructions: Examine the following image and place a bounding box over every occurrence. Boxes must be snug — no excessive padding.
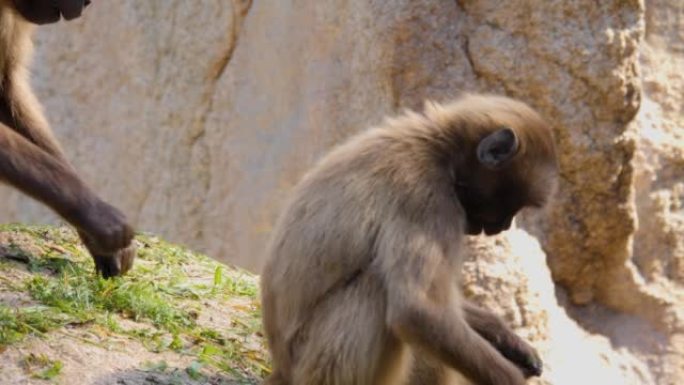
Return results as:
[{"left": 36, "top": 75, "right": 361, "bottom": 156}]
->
[
  {"left": 260, "top": 115, "right": 465, "bottom": 372},
  {"left": 261, "top": 129, "right": 394, "bottom": 337}
]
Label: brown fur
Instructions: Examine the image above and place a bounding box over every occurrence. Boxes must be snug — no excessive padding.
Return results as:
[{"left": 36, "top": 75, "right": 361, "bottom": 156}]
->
[
  {"left": 261, "top": 94, "right": 558, "bottom": 385},
  {"left": 0, "top": 0, "right": 135, "bottom": 277}
]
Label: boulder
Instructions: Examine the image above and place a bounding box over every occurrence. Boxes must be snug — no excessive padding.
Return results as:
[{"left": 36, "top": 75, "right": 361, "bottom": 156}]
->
[{"left": 0, "top": 0, "right": 680, "bottom": 383}]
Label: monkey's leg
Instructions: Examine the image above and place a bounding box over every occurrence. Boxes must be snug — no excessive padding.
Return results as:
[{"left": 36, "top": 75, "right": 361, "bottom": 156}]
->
[
  {"left": 290, "top": 279, "right": 408, "bottom": 385},
  {"left": 0, "top": 123, "right": 134, "bottom": 277},
  {"left": 408, "top": 353, "right": 470, "bottom": 385},
  {"left": 1, "top": 78, "right": 136, "bottom": 277},
  {"left": 0, "top": 84, "right": 71, "bottom": 166},
  {"left": 463, "top": 301, "right": 542, "bottom": 378},
  {"left": 261, "top": 371, "right": 288, "bottom": 385}
]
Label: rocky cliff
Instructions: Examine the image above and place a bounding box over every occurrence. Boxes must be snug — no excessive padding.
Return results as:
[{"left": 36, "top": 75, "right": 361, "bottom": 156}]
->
[{"left": 0, "top": 0, "right": 681, "bottom": 383}]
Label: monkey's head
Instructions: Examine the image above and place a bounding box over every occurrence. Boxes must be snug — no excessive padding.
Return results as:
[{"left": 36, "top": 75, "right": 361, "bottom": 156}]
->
[
  {"left": 10, "top": 0, "right": 91, "bottom": 25},
  {"left": 428, "top": 95, "right": 558, "bottom": 236}
]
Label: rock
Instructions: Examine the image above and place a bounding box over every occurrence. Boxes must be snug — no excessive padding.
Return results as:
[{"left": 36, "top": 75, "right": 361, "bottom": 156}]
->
[
  {"left": 1, "top": 0, "right": 641, "bottom": 282},
  {"left": 0, "top": 0, "right": 681, "bottom": 383},
  {"left": 463, "top": 230, "right": 657, "bottom": 385}
]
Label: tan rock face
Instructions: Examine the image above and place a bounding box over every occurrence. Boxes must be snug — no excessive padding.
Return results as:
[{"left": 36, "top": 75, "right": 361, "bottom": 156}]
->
[
  {"left": 462, "top": 232, "right": 658, "bottom": 385},
  {"left": 0, "top": 0, "right": 682, "bottom": 383}
]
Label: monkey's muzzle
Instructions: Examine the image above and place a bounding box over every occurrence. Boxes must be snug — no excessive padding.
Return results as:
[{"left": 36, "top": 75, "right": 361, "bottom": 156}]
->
[{"left": 466, "top": 216, "right": 513, "bottom": 236}]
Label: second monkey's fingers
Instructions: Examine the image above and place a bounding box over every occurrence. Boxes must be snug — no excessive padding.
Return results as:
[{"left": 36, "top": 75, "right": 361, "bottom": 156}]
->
[{"left": 94, "top": 253, "right": 122, "bottom": 278}]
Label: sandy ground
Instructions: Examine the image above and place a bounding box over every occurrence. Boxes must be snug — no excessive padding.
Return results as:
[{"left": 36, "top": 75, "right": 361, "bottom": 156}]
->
[{"left": 0, "top": 225, "right": 265, "bottom": 385}]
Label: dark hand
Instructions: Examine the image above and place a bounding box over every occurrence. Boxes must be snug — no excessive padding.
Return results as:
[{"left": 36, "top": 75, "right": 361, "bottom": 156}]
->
[
  {"left": 497, "top": 334, "right": 543, "bottom": 378},
  {"left": 79, "top": 230, "right": 136, "bottom": 278},
  {"left": 74, "top": 200, "right": 136, "bottom": 278},
  {"left": 13, "top": 0, "right": 91, "bottom": 25}
]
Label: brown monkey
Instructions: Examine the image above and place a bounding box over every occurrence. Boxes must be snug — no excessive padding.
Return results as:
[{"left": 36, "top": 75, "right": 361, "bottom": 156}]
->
[
  {"left": 261, "top": 94, "right": 558, "bottom": 385},
  {"left": 0, "top": 0, "right": 135, "bottom": 277}
]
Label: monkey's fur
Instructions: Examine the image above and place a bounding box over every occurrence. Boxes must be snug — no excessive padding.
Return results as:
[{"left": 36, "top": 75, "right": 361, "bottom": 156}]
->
[
  {"left": 0, "top": 0, "right": 135, "bottom": 277},
  {"left": 261, "top": 94, "right": 558, "bottom": 385}
]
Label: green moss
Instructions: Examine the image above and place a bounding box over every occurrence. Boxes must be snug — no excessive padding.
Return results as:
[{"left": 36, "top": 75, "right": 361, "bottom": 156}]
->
[{"left": 0, "top": 224, "right": 269, "bottom": 381}]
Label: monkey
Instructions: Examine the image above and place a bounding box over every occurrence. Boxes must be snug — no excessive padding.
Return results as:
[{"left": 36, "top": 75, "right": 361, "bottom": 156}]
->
[
  {"left": 0, "top": 0, "right": 135, "bottom": 277},
  {"left": 260, "top": 93, "right": 558, "bottom": 385}
]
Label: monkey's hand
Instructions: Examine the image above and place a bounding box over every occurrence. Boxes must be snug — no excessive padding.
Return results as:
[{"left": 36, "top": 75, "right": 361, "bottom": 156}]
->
[
  {"left": 75, "top": 201, "right": 136, "bottom": 278},
  {"left": 90, "top": 240, "right": 136, "bottom": 278},
  {"left": 464, "top": 302, "right": 543, "bottom": 378},
  {"left": 496, "top": 334, "right": 543, "bottom": 378}
]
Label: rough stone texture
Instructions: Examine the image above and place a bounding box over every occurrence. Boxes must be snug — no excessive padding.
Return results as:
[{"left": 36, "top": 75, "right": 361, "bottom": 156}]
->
[
  {"left": 0, "top": 0, "right": 681, "bottom": 383},
  {"left": 462, "top": 231, "right": 659, "bottom": 385},
  {"left": 634, "top": 0, "right": 684, "bottom": 289},
  {"left": 0, "top": 0, "right": 641, "bottom": 286}
]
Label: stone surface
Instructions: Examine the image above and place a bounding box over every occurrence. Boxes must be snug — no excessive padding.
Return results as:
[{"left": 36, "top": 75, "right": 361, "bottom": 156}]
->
[
  {"left": 462, "top": 231, "right": 660, "bottom": 385},
  {"left": 0, "top": 0, "right": 681, "bottom": 383}
]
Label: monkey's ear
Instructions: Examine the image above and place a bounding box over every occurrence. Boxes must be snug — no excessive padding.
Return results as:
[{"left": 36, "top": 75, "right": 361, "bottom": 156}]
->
[{"left": 476, "top": 128, "right": 519, "bottom": 168}]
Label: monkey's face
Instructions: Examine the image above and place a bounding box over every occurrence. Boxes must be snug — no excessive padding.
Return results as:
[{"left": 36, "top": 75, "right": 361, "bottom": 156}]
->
[
  {"left": 456, "top": 173, "right": 525, "bottom": 236},
  {"left": 454, "top": 127, "right": 553, "bottom": 236},
  {"left": 12, "top": 0, "right": 90, "bottom": 25}
]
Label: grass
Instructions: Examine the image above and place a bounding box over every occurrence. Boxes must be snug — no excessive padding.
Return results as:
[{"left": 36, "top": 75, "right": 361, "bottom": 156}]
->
[
  {"left": 0, "top": 305, "right": 70, "bottom": 345},
  {"left": 0, "top": 224, "right": 269, "bottom": 382},
  {"left": 21, "top": 353, "right": 64, "bottom": 380}
]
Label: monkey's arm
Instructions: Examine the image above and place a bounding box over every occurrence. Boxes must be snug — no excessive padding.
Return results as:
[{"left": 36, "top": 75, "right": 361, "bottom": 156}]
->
[
  {"left": 463, "top": 301, "right": 543, "bottom": 378},
  {"left": 379, "top": 220, "right": 526, "bottom": 385},
  {"left": 0, "top": 122, "right": 134, "bottom": 276}
]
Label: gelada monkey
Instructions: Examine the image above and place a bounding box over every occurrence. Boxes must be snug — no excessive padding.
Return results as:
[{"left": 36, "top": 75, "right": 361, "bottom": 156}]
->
[
  {"left": 261, "top": 94, "right": 558, "bottom": 385},
  {"left": 0, "top": 0, "right": 135, "bottom": 277}
]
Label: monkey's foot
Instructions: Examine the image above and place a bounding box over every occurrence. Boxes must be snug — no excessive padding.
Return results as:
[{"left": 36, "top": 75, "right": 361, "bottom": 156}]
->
[{"left": 498, "top": 336, "right": 543, "bottom": 378}]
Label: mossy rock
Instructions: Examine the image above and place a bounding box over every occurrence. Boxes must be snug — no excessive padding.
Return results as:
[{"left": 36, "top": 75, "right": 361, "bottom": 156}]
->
[{"left": 0, "top": 224, "right": 268, "bottom": 385}]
